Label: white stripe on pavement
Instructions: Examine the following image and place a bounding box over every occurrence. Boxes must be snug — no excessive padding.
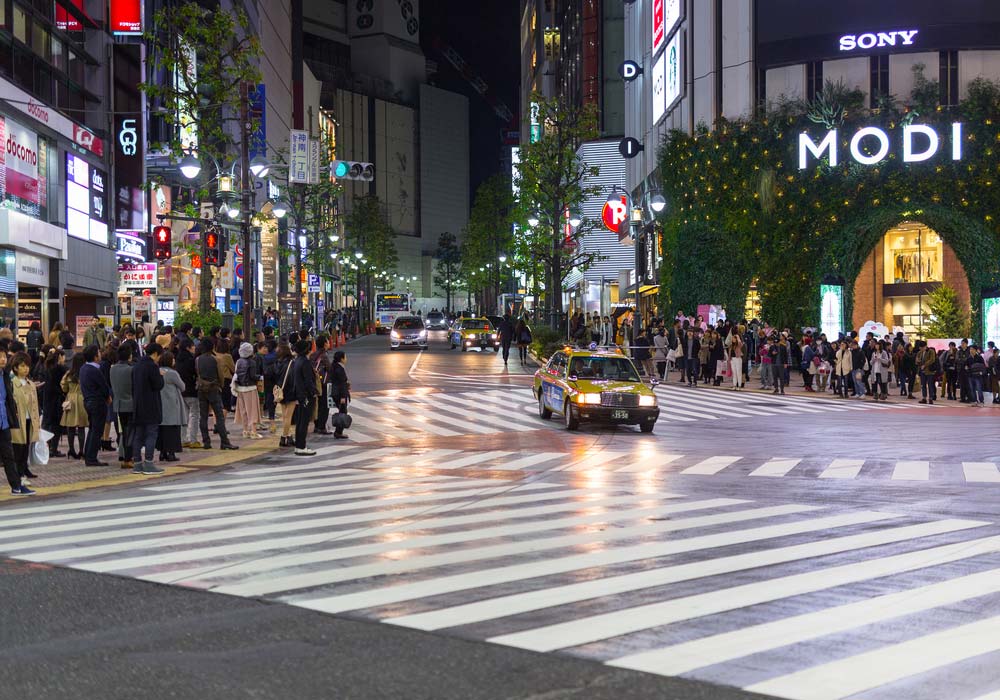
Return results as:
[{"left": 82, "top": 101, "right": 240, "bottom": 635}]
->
[
  {"left": 4, "top": 482, "right": 566, "bottom": 552},
  {"left": 616, "top": 454, "right": 684, "bottom": 472},
  {"left": 745, "top": 613, "right": 1000, "bottom": 700},
  {"left": 892, "top": 460, "right": 930, "bottom": 481},
  {"left": 488, "top": 519, "right": 990, "bottom": 652},
  {"left": 388, "top": 519, "right": 980, "bottom": 633},
  {"left": 819, "top": 459, "right": 866, "bottom": 479},
  {"left": 681, "top": 456, "right": 742, "bottom": 475},
  {"left": 348, "top": 402, "right": 461, "bottom": 437},
  {"left": 749, "top": 458, "right": 801, "bottom": 477},
  {"left": 486, "top": 453, "right": 567, "bottom": 471},
  {"left": 964, "top": 462, "right": 1000, "bottom": 483},
  {"left": 23, "top": 485, "right": 633, "bottom": 565},
  {"left": 291, "top": 510, "right": 892, "bottom": 615},
  {"left": 214, "top": 504, "right": 819, "bottom": 597},
  {"left": 610, "top": 562, "right": 1000, "bottom": 677}
]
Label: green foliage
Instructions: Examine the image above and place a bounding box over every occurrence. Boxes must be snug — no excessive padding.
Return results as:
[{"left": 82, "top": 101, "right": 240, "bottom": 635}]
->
[
  {"left": 344, "top": 195, "right": 398, "bottom": 288},
  {"left": 434, "top": 232, "right": 461, "bottom": 311},
  {"left": 908, "top": 64, "right": 940, "bottom": 115},
  {"left": 462, "top": 174, "right": 516, "bottom": 303},
  {"left": 513, "top": 94, "right": 603, "bottom": 325},
  {"left": 656, "top": 81, "right": 1000, "bottom": 331},
  {"left": 925, "top": 284, "right": 971, "bottom": 338},
  {"left": 529, "top": 326, "right": 565, "bottom": 361},
  {"left": 173, "top": 307, "right": 242, "bottom": 333}
]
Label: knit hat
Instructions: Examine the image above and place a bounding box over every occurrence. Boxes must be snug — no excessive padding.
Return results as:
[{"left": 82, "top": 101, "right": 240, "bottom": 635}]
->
[{"left": 239, "top": 342, "right": 254, "bottom": 359}]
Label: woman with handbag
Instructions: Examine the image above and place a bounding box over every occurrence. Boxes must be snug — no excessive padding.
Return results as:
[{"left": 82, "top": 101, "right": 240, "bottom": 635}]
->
[
  {"left": 157, "top": 351, "right": 186, "bottom": 461},
  {"left": 41, "top": 348, "right": 66, "bottom": 457},
  {"left": 233, "top": 342, "right": 262, "bottom": 439},
  {"left": 10, "top": 353, "right": 41, "bottom": 484},
  {"left": 60, "top": 354, "right": 88, "bottom": 459},
  {"left": 515, "top": 318, "right": 532, "bottom": 365},
  {"left": 329, "top": 350, "right": 351, "bottom": 440}
]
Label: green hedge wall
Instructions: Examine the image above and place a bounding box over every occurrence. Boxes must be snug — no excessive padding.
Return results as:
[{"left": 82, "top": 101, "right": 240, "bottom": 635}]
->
[{"left": 656, "top": 84, "right": 1000, "bottom": 330}]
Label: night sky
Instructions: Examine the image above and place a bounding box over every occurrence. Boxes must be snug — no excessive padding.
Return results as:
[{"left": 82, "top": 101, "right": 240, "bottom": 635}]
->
[{"left": 419, "top": 0, "right": 520, "bottom": 196}]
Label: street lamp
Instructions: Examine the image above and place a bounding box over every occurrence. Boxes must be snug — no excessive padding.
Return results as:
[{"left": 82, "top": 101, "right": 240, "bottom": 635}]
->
[
  {"left": 355, "top": 251, "right": 363, "bottom": 260},
  {"left": 569, "top": 213, "right": 582, "bottom": 227},
  {"left": 650, "top": 193, "right": 666, "bottom": 213},
  {"left": 498, "top": 254, "right": 507, "bottom": 263},
  {"left": 248, "top": 155, "right": 271, "bottom": 178},
  {"left": 527, "top": 213, "right": 540, "bottom": 227},
  {"left": 270, "top": 198, "right": 288, "bottom": 218},
  {"left": 179, "top": 152, "right": 201, "bottom": 180}
]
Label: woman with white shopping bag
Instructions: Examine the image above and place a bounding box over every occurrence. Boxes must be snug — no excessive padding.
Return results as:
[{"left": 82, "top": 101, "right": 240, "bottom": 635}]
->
[{"left": 10, "top": 352, "right": 41, "bottom": 484}]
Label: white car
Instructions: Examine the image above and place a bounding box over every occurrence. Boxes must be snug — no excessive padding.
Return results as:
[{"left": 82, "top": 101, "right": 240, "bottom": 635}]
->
[{"left": 389, "top": 316, "right": 428, "bottom": 350}]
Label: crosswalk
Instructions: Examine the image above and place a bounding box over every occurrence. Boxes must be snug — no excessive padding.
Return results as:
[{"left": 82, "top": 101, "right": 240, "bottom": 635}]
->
[
  {"left": 344, "top": 385, "right": 918, "bottom": 443},
  {"left": 217, "top": 444, "right": 1000, "bottom": 484},
  {"left": 3, "top": 449, "right": 1000, "bottom": 699}
]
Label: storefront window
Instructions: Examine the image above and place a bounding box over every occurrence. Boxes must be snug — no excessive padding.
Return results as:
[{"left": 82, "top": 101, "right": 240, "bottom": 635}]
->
[{"left": 883, "top": 223, "right": 943, "bottom": 284}]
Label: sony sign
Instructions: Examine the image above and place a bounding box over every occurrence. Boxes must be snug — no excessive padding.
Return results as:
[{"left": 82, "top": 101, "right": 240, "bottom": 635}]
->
[
  {"left": 839, "top": 29, "right": 918, "bottom": 52},
  {"left": 798, "top": 123, "right": 964, "bottom": 170}
]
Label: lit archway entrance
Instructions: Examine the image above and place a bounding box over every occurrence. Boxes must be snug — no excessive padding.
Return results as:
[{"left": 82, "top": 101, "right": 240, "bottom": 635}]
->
[{"left": 851, "top": 221, "right": 970, "bottom": 337}]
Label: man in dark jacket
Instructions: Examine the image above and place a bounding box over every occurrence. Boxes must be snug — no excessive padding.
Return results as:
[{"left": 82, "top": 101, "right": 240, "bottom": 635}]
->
[
  {"left": 329, "top": 350, "right": 351, "bottom": 439},
  {"left": 769, "top": 337, "right": 791, "bottom": 395},
  {"left": 109, "top": 345, "right": 135, "bottom": 470},
  {"left": 80, "top": 344, "right": 111, "bottom": 466},
  {"left": 196, "top": 338, "right": 238, "bottom": 451},
  {"left": 683, "top": 330, "right": 701, "bottom": 387},
  {"left": 292, "top": 339, "right": 317, "bottom": 456},
  {"left": 0, "top": 349, "right": 31, "bottom": 495},
  {"left": 497, "top": 314, "right": 515, "bottom": 365},
  {"left": 175, "top": 338, "right": 200, "bottom": 447},
  {"left": 311, "top": 334, "right": 332, "bottom": 434},
  {"left": 131, "top": 343, "right": 165, "bottom": 474}
]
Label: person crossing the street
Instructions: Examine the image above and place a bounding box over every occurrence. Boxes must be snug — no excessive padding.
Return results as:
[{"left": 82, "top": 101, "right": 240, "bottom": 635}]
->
[
  {"left": 515, "top": 318, "right": 532, "bottom": 365},
  {"left": 497, "top": 314, "right": 515, "bottom": 365}
]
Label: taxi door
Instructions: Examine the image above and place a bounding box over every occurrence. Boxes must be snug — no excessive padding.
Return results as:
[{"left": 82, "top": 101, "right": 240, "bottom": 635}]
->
[{"left": 540, "top": 352, "right": 569, "bottom": 414}]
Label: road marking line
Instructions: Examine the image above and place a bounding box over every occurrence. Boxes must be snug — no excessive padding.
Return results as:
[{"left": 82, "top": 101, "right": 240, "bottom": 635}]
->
[
  {"left": 819, "top": 459, "right": 866, "bottom": 479},
  {"left": 17, "top": 484, "right": 585, "bottom": 564},
  {"left": 215, "top": 504, "right": 812, "bottom": 598},
  {"left": 745, "top": 610, "right": 1000, "bottom": 700},
  {"left": 609, "top": 561, "right": 1000, "bottom": 677},
  {"left": 963, "top": 462, "right": 1000, "bottom": 483},
  {"left": 3, "top": 482, "right": 565, "bottom": 552},
  {"left": 368, "top": 396, "right": 497, "bottom": 434},
  {"left": 488, "top": 518, "right": 990, "bottom": 652},
  {"left": 116, "top": 496, "right": 714, "bottom": 581},
  {"left": 389, "top": 519, "right": 985, "bottom": 633},
  {"left": 892, "top": 460, "right": 930, "bottom": 481},
  {"left": 349, "top": 402, "right": 461, "bottom": 437},
  {"left": 290, "top": 510, "right": 889, "bottom": 615},
  {"left": 490, "top": 453, "right": 568, "bottom": 471},
  {"left": 681, "top": 456, "right": 742, "bottom": 475},
  {"left": 616, "top": 454, "right": 684, "bottom": 472},
  {"left": 749, "top": 458, "right": 802, "bottom": 477}
]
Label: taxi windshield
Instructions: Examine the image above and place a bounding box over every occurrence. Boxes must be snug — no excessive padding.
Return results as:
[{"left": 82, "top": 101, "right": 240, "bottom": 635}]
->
[
  {"left": 461, "top": 321, "right": 490, "bottom": 330},
  {"left": 394, "top": 318, "right": 424, "bottom": 330},
  {"left": 568, "top": 356, "right": 641, "bottom": 382}
]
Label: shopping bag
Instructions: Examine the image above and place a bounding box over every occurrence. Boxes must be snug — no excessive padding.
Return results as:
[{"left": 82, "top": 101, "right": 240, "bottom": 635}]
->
[
  {"left": 332, "top": 412, "right": 352, "bottom": 430},
  {"left": 716, "top": 360, "right": 731, "bottom": 378},
  {"left": 30, "top": 436, "right": 51, "bottom": 466}
]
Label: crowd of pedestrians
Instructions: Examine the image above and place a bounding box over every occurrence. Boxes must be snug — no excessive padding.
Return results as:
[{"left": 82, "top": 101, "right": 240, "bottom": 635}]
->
[
  {"left": 1, "top": 316, "right": 353, "bottom": 496},
  {"left": 573, "top": 310, "right": 1000, "bottom": 405}
]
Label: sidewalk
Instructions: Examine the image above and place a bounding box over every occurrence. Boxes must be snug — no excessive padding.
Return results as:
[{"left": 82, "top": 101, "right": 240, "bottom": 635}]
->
[{"left": 0, "top": 418, "right": 281, "bottom": 504}]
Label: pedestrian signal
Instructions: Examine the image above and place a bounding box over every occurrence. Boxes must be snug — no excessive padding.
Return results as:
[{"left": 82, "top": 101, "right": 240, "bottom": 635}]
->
[
  {"left": 205, "top": 228, "right": 223, "bottom": 266},
  {"left": 153, "top": 225, "right": 172, "bottom": 260}
]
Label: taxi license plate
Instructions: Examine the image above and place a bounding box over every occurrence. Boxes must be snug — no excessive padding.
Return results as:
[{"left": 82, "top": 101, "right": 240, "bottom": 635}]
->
[
  {"left": 403, "top": 340, "right": 414, "bottom": 344},
  {"left": 611, "top": 409, "right": 629, "bottom": 420}
]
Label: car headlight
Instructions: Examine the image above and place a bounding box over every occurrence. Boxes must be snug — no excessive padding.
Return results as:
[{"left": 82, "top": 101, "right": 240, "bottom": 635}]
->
[
  {"left": 575, "top": 393, "right": 601, "bottom": 405},
  {"left": 639, "top": 394, "right": 657, "bottom": 407},
  {"left": 418, "top": 330, "right": 427, "bottom": 338},
  {"left": 491, "top": 333, "right": 498, "bottom": 340},
  {"left": 390, "top": 330, "right": 400, "bottom": 339}
]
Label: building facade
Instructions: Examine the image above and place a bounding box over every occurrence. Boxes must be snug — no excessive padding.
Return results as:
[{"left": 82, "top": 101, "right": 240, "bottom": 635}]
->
[{"left": 623, "top": 0, "right": 1000, "bottom": 340}]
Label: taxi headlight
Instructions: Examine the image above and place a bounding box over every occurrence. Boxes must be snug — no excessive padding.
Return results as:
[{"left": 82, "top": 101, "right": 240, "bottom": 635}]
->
[
  {"left": 575, "top": 393, "right": 601, "bottom": 405},
  {"left": 418, "top": 330, "right": 427, "bottom": 338},
  {"left": 491, "top": 333, "right": 498, "bottom": 340},
  {"left": 390, "top": 330, "right": 400, "bottom": 339},
  {"left": 639, "top": 394, "right": 657, "bottom": 407}
]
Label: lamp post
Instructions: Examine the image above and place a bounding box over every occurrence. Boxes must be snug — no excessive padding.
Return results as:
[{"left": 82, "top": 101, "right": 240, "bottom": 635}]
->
[{"left": 612, "top": 186, "right": 665, "bottom": 335}]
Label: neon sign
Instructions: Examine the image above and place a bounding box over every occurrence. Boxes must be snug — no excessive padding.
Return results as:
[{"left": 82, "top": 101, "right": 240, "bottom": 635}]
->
[{"left": 798, "top": 123, "right": 964, "bottom": 169}]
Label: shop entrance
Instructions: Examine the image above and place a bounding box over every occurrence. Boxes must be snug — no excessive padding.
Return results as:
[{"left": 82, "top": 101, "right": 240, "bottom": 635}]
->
[{"left": 852, "top": 221, "right": 970, "bottom": 337}]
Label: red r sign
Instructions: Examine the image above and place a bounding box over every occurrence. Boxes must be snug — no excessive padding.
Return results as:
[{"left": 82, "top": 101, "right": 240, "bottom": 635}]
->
[{"left": 601, "top": 196, "right": 628, "bottom": 234}]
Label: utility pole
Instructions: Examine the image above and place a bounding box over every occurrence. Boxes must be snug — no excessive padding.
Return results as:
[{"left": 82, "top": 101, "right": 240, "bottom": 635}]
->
[{"left": 240, "top": 82, "right": 253, "bottom": 333}]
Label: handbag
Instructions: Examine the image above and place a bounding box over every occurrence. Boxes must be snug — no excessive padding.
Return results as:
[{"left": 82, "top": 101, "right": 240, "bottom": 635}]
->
[
  {"left": 666, "top": 348, "right": 677, "bottom": 362},
  {"left": 332, "top": 412, "right": 352, "bottom": 430},
  {"left": 273, "top": 361, "right": 293, "bottom": 403}
]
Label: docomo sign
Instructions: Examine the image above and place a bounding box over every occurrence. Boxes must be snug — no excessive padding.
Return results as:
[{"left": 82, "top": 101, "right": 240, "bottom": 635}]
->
[
  {"left": 798, "top": 123, "right": 964, "bottom": 170},
  {"left": 602, "top": 195, "right": 629, "bottom": 235}
]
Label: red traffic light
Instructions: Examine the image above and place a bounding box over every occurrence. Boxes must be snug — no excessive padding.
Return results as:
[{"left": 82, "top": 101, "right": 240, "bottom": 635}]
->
[
  {"left": 153, "top": 225, "right": 172, "bottom": 260},
  {"left": 205, "top": 232, "right": 218, "bottom": 248}
]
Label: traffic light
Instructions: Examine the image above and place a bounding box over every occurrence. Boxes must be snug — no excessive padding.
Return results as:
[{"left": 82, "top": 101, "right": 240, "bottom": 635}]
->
[
  {"left": 205, "top": 227, "right": 223, "bottom": 266},
  {"left": 153, "top": 225, "right": 172, "bottom": 260},
  {"left": 330, "top": 160, "right": 374, "bottom": 181}
]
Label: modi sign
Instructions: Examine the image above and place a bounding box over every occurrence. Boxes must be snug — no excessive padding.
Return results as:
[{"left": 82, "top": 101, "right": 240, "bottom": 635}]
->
[{"left": 798, "top": 123, "right": 964, "bottom": 170}]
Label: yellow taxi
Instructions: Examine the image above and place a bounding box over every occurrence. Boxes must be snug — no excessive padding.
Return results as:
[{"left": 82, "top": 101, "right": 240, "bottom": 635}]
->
[
  {"left": 449, "top": 317, "right": 501, "bottom": 352},
  {"left": 532, "top": 346, "right": 660, "bottom": 432}
]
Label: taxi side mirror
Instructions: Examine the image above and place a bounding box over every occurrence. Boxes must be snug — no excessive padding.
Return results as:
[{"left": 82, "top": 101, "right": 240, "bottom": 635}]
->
[{"left": 568, "top": 375, "right": 577, "bottom": 381}]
